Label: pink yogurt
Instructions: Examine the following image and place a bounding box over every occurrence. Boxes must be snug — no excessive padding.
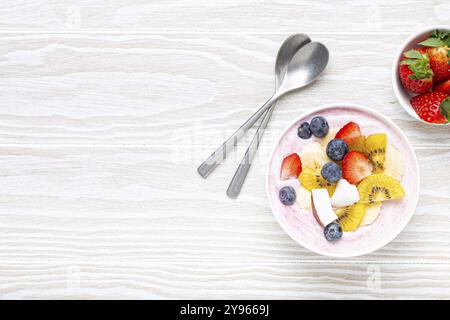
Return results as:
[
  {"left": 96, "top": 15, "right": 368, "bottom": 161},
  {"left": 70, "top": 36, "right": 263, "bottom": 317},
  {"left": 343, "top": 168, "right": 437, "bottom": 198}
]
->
[{"left": 266, "top": 104, "right": 420, "bottom": 257}]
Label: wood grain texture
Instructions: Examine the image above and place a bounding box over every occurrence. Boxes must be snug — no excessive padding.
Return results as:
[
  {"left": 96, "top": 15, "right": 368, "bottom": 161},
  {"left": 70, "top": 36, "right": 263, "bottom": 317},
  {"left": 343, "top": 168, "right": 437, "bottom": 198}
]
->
[
  {"left": 0, "top": 262, "right": 449, "bottom": 299},
  {"left": 0, "top": 146, "right": 449, "bottom": 264},
  {"left": 0, "top": 0, "right": 449, "bottom": 299},
  {"left": 0, "top": 33, "right": 449, "bottom": 146},
  {"left": 0, "top": 0, "right": 448, "bottom": 32}
]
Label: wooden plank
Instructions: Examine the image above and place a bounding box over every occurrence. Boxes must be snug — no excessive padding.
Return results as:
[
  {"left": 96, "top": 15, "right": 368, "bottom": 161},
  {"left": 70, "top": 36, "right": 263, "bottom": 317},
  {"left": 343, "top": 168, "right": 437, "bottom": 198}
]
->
[
  {"left": 0, "top": 0, "right": 448, "bottom": 33},
  {"left": 0, "top": 146, "right": 448, "bottom": 263},
  {"left": 0, "top": 33, "right": 449, "bottom": 146},
  {"left": 0, "top": 261, "right": 449, "bottom": 299},
  {"left": 0, "top": 0, "right": 448, "bottom": 299}
]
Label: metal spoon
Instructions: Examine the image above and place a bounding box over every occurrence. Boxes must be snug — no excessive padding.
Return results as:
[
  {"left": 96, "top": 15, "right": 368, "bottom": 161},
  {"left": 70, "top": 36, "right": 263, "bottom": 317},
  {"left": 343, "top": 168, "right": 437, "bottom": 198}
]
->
[
  {"left": 197, "top": 34, "right": 311, "bottom": 178},
  {"left": 225, "top": 34, "right": 311, "bottom": 197},
  {"left": 197, "top": 37, "right": 328, "bottom": 178},
  {"left": 226, "top": 41, "right": 329, "bottom": 198}
]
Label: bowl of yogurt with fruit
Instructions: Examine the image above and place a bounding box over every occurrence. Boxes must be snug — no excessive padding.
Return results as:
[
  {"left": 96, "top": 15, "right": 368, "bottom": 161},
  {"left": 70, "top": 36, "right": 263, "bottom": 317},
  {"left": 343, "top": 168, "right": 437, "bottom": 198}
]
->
[{"left": 266, "top": 103, "right": 419, "bottom": 257}]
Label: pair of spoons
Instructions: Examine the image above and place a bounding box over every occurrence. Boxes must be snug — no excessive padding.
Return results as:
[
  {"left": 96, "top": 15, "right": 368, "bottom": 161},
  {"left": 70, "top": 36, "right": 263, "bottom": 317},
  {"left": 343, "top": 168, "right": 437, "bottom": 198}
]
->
[{"left": 198, "top": 34, "right": 329, "bottom": 198}]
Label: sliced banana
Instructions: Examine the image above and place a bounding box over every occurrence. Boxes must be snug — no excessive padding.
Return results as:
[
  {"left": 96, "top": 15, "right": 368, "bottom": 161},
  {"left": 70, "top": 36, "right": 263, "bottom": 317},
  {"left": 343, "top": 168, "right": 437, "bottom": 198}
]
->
[
  {"left": 383, "top": 144, "right": 404, "bottom": 180},
  {"left": 360, "top": 202, "right": 382, "bottom": 226},
  {"left": 321, "top": 128, "right": 339, "bottom": 149},
  {"left": 296, "top": 185, "right": 312, "bottom": 209},
  {"left": 299, "top": 142, "right": 329, "bottom": 171}
]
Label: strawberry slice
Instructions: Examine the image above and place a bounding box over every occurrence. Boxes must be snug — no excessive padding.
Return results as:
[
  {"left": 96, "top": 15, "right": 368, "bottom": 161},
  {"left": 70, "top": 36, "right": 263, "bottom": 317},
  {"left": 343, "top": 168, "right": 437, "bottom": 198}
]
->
[
  {"left": 410, "top": 91, "right": 450, "bottom": 124},
  {"left": 335, "top": 121, "right": 362, "bottom": 145},
  {"left": 342, "top": 151, "right": 373, "bottom": 184},
  {"left": 434, "top": 79, "right": 450, "bottom": 94},
  {"left": 280, "top": 153, "right": 302, "bottom": 180}
]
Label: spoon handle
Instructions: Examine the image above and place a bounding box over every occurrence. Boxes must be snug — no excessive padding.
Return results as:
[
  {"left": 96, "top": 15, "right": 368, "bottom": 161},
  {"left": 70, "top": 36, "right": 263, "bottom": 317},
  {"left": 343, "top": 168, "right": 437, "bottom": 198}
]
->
[
  {"left": 226, "top": 102, "right": 274, "bottom": 198},
  {"left": 197, "top": 93, "right": 278, "bottom": 178}
]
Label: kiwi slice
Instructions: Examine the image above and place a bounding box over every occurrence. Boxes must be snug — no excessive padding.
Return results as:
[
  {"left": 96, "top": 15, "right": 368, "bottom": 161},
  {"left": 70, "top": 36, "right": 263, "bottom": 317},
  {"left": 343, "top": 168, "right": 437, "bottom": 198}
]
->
[
  {"left": 336, "top": 203, "right": 367, "bottom": 232},
  {"left": 298, "top": 167, "right": 336, "bottom": 197},
  {"left": 365, "top": 133, "right": 386, "bottom": 172},
  {"left": 358, "top": 174, "right": 405, "bottom": 204}
]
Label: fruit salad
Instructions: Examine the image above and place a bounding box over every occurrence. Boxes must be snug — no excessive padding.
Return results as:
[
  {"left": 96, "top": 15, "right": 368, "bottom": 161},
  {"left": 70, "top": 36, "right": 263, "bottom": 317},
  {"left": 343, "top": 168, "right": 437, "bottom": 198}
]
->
[
  {"left": 276, "top": 116, "right": 406, "bottom": 243},
  {"left": 398, "top": 29, "right": 450, "bottom": 124}
]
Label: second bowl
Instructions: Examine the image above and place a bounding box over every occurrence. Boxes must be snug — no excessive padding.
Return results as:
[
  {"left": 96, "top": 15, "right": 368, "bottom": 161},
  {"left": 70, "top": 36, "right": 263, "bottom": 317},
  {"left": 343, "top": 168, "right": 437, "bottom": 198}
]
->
[{"left": 392, "top": 25, "right": 449, "bottom": 126}]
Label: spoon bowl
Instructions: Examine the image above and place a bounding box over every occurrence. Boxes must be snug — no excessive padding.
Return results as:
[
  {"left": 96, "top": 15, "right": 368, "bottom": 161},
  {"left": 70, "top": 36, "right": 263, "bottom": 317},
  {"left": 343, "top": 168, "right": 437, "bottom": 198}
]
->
[
  {"left": 278, "top": 42, "right": 329, "bottom": 96},
  {"left": 275, "top": 34, "right": 311, "bottom": 86}
]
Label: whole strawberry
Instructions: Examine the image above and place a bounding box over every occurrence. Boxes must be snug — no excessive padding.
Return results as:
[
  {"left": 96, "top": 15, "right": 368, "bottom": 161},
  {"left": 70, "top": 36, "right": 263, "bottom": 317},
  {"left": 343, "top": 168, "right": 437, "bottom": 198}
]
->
[
  {"left": 399, "top": 48, "right": 433, "bottom": 94},
  {"left": 410, "top": 91, "right": 450, "bottom": 124},
  {"left": 419, "top": 30, "right": 450, "bottom": 82},
  {"left": 435, "top": 79, "right": 450, "bottom": 94}
]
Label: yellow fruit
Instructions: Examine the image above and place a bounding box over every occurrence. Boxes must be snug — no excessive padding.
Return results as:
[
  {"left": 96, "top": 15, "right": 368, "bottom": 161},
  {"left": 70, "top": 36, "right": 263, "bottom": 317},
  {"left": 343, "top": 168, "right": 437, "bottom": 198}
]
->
[
  {"left": 296, "top": 186, "right": 312, "bottom": 209},
  {"left": 365, "top": 133, "right": 387, "bottom": 172},
  {"left": 299, "top": 166, "right": 336, "bottom": 197},
  {"left": 299, "top": 142, "right": 329, "bottom": 171},
  {"left": 358, "top": 174, "right": 405, "bottom": 204},
  {"left": 336, "top": 203, "right": 367, "bottom": 232},
  {"left": 360, "top": 202, "right": 382, "bottom": 226},
  {"left": 349, "top": 135, "right": 366, "bottom": 153},
  {"left": 383, "top": 144, "right": 404, "bottom": 180}
]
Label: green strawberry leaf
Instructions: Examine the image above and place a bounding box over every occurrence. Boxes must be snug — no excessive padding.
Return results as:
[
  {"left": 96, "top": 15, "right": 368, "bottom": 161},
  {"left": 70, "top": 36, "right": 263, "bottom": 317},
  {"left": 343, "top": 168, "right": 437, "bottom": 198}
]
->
[
  {"left": 400, "top": 59, "right": 417, "bottom": 65},
  {"left": 430, "top": 30, "right": 449, "bottom": 40},
  {"left": 419, "top": 38, "right": 445, "bottom": 47},
  {"left": 403, "top": 49, "right": 424, "bottom": 59},
  {"left": 421, "top": 30, "right": 450, "bottom": 47},
  {"left": 440, "top": 98, "right": 450, "bottom": 122},
  {"left": 405, "top": 56, "right": 433, "bottom": 80},
  {"left": 433, "top": 30, "right": 449, "bottom": 40}
]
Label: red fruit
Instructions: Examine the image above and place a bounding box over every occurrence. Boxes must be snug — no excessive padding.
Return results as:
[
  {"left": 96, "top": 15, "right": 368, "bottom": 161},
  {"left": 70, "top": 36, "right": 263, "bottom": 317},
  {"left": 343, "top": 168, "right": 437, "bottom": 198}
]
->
[
  {"left": 410, "top": 91, "right": 450, "bottom": 124},
  {"left": 280, "top": 153, "right": 302, "bottom": 180},
  {"left": 342, "top": 151, "right": 373, "bottom": 185},
  {"left": 335, "top": 121, "right": 362, "bottom": 145},
  {"left": 434, "top": 79, "right": 450, "bottom": 94},
  {"left": 399, "top": 48, "right": 433, "bottom": 94},
  {"left": 427, "top": 47, "right": 450, "bottom": 82},
  {"left": 419, "top": 30, "right": 450, "bottom": 82}
]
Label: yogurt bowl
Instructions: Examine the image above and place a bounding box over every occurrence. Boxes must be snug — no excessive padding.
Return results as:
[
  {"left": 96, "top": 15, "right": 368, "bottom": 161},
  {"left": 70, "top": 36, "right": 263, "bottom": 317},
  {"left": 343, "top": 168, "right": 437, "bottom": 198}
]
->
[{"left": 266, "top": 103, "right": 419, "bottom": 257}]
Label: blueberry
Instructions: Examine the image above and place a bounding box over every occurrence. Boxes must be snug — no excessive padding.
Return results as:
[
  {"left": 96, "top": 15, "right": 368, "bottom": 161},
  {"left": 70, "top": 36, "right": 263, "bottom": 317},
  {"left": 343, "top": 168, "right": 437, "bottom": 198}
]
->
[
  {"left": 326, "top": 138, "right": 349, "bottom": 161},
  {"left": 279, "top": 186, "right": 296, "bottom": 205},
  {"left": 324, "top": 222, "right": 343, "bottom": 242},
  {"left": 297, "top": 122, "right": 312, "bottom": 139},
  {"left": 321, "top": 162, "right": 342, "bottom": 183},
  {"left": 310, "top": 116, "right": 329, "bottom": 138}
]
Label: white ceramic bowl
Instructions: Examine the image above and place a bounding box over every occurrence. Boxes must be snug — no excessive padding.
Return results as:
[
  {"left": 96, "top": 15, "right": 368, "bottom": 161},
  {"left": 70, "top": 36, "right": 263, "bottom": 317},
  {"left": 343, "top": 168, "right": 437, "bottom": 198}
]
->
[
  {"left": 266, "top": 103, "right": 420, "bottom": 257},
  {"left": 392, "top": 25, "right": 450, "bottom": 126}
]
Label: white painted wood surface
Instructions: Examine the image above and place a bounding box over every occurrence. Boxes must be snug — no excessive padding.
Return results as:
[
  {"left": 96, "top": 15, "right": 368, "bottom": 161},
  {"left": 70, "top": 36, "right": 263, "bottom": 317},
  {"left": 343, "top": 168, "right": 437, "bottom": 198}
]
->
[{"left": 0, "top": 0, "right": 449, "bottom": 299}]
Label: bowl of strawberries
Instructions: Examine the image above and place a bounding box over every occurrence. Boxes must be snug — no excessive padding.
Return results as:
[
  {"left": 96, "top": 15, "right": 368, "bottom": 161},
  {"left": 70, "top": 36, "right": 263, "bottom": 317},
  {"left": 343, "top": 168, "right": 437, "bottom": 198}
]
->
[{"left": 393, "top": 27, "right": 450, "bottom": 125}]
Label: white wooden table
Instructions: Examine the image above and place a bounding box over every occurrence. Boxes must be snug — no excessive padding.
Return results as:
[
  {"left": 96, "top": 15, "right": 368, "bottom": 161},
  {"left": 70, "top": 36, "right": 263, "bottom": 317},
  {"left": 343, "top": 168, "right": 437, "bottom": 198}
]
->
[{"left": 0, "top": 0, "right": 449, "bottom": 299}]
